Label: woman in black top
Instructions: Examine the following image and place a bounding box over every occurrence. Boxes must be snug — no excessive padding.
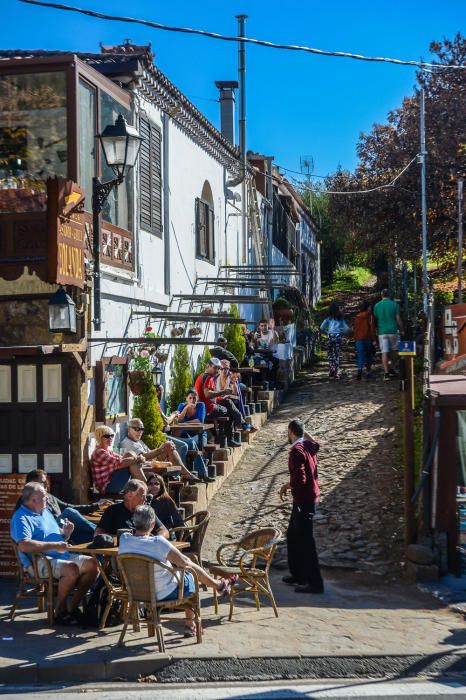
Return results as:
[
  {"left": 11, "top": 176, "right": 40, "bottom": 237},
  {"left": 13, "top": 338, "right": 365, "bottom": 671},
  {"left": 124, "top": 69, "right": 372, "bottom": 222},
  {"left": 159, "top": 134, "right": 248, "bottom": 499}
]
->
[{"left": 146, "top": 474, "right": 184, "bottom": 530}]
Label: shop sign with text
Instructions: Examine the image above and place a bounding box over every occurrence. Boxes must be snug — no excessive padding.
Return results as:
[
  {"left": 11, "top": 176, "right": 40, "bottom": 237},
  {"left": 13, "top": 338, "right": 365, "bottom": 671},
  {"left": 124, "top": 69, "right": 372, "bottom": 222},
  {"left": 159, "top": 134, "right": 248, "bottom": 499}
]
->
[{"left": 47, "top": 178, "right": 85, "bottom": 289}]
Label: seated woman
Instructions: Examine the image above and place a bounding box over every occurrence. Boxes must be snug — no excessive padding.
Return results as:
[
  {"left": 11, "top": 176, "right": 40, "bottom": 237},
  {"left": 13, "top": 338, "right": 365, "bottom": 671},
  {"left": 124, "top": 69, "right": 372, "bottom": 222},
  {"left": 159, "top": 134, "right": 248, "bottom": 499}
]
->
[
  {"left": 216, "top": 361, "right": 256, "bottom": 433},
  {"left": 146, "top": 474, "right": 184, "bottom": 530},
  {"left": 176, "top": 389, "right": 214, "bottom": 483},
  {"left": 90, "top": 426, "right": 147, "bottom": 496}
]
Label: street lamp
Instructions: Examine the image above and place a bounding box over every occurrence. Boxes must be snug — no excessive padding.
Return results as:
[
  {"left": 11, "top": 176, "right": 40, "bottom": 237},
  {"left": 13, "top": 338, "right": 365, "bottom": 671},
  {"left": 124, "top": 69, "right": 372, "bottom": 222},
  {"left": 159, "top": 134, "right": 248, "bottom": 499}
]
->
[
  {"left": 93, "top": 114, "right": 143, "bottom": 331},
  {"left": 48, "top": 287, "right": 77, "bottom": 334},
  {"left": 152, "top": 363, "right": 163, "bottom": 387}
]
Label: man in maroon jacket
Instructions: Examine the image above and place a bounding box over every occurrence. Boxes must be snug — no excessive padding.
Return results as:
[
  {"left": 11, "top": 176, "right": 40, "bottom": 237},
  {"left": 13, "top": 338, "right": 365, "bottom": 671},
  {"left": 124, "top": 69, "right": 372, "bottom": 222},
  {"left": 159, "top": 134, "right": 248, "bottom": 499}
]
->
[{"left": 279, "top": 418, "right": 324, "bottom": 594}]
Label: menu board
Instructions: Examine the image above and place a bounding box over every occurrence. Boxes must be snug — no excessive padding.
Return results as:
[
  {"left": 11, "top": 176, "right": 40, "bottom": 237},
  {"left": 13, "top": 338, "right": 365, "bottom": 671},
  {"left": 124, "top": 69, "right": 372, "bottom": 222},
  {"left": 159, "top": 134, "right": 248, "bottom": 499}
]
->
[{"left": 0, "top": 474, "right": 26, "bottom": 579}]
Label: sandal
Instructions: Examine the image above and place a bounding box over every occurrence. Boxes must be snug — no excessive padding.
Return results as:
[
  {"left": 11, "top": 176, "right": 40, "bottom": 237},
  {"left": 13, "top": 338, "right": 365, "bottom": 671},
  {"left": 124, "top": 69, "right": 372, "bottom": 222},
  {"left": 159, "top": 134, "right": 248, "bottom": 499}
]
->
[
  {"left": 218, "top": 574, "right": 239, "bottom": 597},
  {"left": 184, "top": 621, "right": 198, "bottom": 638},
  {"left": 54, "top": 610, "right": 80, "bottom": 627}
]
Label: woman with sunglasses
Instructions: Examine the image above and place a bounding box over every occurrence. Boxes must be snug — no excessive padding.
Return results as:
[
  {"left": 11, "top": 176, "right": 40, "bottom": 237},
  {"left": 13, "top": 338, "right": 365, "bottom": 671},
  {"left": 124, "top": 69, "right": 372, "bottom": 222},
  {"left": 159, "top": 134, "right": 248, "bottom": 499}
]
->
[
  {"left": 145, "top": 474, "right": 184, "bottom": 530},
  {"left": 90, "top": 426, "right": 146, "bottom": 495}
]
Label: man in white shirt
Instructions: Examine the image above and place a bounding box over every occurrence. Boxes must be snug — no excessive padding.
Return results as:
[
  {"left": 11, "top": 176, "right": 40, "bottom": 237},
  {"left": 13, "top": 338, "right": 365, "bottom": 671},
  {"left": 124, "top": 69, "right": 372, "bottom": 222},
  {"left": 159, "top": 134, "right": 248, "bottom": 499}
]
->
[{"left": 118, "top": 505, "right": 235, "bottom": 636}]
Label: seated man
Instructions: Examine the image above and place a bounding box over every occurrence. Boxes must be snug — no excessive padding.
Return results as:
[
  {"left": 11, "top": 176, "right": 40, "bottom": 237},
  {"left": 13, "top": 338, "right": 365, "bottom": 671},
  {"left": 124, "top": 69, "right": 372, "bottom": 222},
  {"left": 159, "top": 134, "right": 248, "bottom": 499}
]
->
[
  {"left": 118, "top": 504, "right": 236, "bottom": 637},
  {"left": 210, "top": 336, "right": 238, "bottom": 364},
  {"left": 15, "top": 469, "right": 102, "bottom": 545},
  {"left": 95, "top": 479, "right": 169, "bottom": 539},
  {"left": 10, "top": 482, "right": 98, "bottom": 626},
  {"left": 120, "top": 419, "right": 199, "bottom": 483},
  {"left": 194, "top": 358, "right": 243, "bottom": 448},
  {"left": 254, "top": 318, "right": 280, "bottom": 382},
  {"left": 91, "top": 426, "right": 147, "bottom": 495}
]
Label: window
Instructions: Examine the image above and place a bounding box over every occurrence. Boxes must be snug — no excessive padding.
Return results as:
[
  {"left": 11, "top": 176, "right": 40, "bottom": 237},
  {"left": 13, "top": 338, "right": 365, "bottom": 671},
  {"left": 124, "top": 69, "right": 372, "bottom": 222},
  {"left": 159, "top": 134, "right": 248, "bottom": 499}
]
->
[
  {"left": 78, "top": 79, "right": 96, "bottom": 213},
  {"left": 139, "top": 116, "right": 162, "bottom": 236},
  {"left": 0, "top": 71, "right": 67, "bottom": 213},
  {"left": 100, "top": 91, "right": 133, "bottom": 231},
  {"left": 195, "top": 181, "right": 215, "bottom": 263}
]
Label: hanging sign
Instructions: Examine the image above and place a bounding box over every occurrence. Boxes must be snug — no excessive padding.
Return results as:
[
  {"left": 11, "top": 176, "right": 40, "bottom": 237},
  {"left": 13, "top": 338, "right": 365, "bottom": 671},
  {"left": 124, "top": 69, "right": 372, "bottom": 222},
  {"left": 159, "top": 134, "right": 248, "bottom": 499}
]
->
[
  {"left": 398, "top": 340, "right": 416, "bottom": 356},
  {"left": 47, "top": 178, "right": 85, "bottom": 289}
]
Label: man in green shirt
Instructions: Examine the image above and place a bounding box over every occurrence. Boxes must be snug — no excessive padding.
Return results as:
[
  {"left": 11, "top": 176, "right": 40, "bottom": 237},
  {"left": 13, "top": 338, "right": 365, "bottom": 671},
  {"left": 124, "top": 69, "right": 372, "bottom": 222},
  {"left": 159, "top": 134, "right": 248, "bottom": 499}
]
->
[{"left": 373, "top": 289, "right": 403, "bottom": 381}]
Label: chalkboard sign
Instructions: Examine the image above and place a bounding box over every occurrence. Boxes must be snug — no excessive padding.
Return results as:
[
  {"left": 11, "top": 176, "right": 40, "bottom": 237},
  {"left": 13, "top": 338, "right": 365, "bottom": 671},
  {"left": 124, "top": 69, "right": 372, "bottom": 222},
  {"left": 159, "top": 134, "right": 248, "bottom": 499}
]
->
[
  {"left": 0, "top": 473, "right": 26, "bottom": 579},
  {"left": 95, "top": 357, "right": 128, "bottom": 423}
]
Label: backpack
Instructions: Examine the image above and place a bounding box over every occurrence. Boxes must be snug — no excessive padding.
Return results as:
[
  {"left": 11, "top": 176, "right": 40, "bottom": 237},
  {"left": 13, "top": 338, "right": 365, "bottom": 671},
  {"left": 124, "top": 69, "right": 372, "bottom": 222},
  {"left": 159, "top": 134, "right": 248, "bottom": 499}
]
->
[{"left": 81, "top": 575, "right": 122, "bottom": 628}]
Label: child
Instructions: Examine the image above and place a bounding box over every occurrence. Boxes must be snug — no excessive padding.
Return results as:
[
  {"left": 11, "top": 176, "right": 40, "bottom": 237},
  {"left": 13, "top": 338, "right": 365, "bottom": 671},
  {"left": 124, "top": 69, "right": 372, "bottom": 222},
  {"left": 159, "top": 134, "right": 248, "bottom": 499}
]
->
[
  {"left": 353, "top": 301, "right": 377, "bottom": 380},
  {"left": 320, "top": 303, "right": 349, "bottom": 378}
]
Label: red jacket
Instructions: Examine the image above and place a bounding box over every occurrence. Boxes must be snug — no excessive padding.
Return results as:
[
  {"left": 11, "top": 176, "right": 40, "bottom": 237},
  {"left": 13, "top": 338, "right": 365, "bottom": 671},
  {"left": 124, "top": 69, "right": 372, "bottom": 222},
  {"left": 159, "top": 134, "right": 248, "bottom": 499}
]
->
[
  {"left": 353, "top": 311, "right": 376, "bottom": 341},
  {"left": 288, "top": 439, "right": 320, "bottom": 505}
]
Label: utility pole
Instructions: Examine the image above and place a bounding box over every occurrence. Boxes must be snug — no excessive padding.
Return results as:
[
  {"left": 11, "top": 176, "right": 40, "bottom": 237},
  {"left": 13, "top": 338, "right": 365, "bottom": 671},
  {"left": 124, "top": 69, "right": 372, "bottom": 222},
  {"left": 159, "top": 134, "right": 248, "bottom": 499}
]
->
[
  {"left": 458, "top": 178, "right": 464, "bottom": 303},
  {"left": 419, "top": 88, "right": 428, "bottom": 317}
]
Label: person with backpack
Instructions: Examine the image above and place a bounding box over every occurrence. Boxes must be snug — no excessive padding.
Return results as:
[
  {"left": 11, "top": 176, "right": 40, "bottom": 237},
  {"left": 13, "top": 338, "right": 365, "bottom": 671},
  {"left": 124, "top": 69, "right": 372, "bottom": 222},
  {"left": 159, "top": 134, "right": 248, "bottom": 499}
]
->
[
  {"left": 194, "top": 358, "right": 243, "bottom": 447},
  {"left": 353, "top": 300, "right": 377, "bottom": 380},
  {"left": 320, "top": 303, "right": 349, "bottom": 379}
]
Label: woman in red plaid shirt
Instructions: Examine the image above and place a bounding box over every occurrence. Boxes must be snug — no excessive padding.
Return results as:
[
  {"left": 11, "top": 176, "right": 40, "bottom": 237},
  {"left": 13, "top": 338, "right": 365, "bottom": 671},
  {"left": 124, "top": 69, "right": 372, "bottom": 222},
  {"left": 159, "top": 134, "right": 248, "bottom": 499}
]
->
[{"left": 91, "top": 426, "right": 147, "bottom": 495}]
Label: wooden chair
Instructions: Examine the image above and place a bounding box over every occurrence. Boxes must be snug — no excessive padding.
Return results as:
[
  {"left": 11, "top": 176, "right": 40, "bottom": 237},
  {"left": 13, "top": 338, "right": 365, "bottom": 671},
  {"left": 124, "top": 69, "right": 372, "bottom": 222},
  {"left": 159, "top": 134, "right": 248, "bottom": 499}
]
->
[
  {"left": 117, "top": 554, "right": 202, "bottom": 651},
  {"left": 171, "top": 510, "right": 210, "bottom": 566},
  {"left": 207, "top": 527, "right": 281, "bottom": 621},
  {"left": 8, "top": 540, "right": 58, "bottom": 627}
]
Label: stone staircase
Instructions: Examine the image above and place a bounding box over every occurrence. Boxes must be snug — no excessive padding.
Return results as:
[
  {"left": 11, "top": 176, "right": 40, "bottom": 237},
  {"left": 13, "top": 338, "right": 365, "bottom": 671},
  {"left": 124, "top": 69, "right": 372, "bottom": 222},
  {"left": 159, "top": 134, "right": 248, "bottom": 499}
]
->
[{"left": 178, "top": 387, "right": 282, "bottom": 518}]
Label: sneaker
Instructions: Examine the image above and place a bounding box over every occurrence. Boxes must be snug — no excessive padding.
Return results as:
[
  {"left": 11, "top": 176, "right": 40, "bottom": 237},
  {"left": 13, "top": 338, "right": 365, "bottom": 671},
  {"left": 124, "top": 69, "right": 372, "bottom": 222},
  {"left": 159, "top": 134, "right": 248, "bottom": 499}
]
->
[
  {"left": 201, "top": 474, "right": 216, "bottom": 483},
  {"left": 228, "top": 439, "right": 242, "bottom": 448},
  {"left": 388, "top": 369, "right": 397, "bottom": 377},
  {"left": 383, "top": 373, "right": 391, "bottom": 382},
  {"left": 356, "top": 370, "right": 362, "bottom": 381},
  {"left": 282, "top": 575, "right": 299, "bottom": 585}
]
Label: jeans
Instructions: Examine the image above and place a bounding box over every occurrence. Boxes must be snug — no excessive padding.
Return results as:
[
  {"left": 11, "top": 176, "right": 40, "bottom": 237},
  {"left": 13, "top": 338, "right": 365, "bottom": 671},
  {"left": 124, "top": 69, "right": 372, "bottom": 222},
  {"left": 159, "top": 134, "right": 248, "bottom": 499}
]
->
[
  {"left": 168, "top": 436, "right": 188, "bottom": 463},
  {"left": 172, "top": 435, "right": 208, "bottom": 477},
  {"left": 59, "top": 506, "right": 96, "bottom": 545},
  {"left": 286, "top": 503, "right": 323, "bottom": 588},
  {"left": 355, "top": 339, "right": 373, "bottom": 371},
  {"left": 217, "top": 397, "right": 243, "bottom": 429}
]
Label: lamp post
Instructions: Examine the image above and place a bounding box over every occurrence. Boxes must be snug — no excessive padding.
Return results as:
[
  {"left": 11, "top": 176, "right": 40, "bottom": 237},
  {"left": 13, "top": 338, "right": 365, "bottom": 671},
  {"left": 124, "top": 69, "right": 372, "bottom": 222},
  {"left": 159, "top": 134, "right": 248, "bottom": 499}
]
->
[
  {"left": 93, "top": 114, "right": 143, "bottom": 331},
  {"left": 48, "top": 287, "right": 77, "bottom": 334}
]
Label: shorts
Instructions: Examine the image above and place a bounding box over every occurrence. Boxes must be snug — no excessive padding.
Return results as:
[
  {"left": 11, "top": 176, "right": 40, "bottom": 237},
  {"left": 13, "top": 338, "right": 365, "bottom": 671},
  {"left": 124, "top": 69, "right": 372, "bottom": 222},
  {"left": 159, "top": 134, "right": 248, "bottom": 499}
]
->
[
  {"left": 378, "top": 334, "right": 399, "bottom": 353},
  {"left": 161, "top": 572, "right": 195, "bottom": 601},
  {"left": 105, "top": 467, "right": 131, "bottom": 494},
  {"left": 27, "top": 553, "right": 90, "bottom": 579}
]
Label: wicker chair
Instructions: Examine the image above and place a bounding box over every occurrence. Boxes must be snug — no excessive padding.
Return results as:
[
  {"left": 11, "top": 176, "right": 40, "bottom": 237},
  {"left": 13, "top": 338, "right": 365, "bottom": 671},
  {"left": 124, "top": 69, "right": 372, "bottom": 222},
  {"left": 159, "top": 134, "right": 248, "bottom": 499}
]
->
[
  {"left": 171, "top": 510, "right": 210, "bottom": 566},
  {"left": 8, "top": 539, "right": 58, "bottom": 627},
  {"left": 207, "top": 527, "right": 281, "bottom": 621},
  {"left": 117, "top": 554, "right": 202, "bottom": 651}
]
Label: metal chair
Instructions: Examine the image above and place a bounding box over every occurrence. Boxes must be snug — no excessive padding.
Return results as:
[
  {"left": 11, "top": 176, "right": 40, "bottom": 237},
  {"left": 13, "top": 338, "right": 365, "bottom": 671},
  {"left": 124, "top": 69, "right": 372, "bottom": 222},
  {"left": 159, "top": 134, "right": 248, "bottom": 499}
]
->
[
  {"left": 207, "top": 527, "right": 281, "bottom": 620},
  {"left": 117, "top": 553, "right": 202, "bottom": 651},
  {"left": 171, "top": 510, "right": 210, "bottom": 566},
  {"left": 8, "top": 539, "right": 57, "bottom": 627}
]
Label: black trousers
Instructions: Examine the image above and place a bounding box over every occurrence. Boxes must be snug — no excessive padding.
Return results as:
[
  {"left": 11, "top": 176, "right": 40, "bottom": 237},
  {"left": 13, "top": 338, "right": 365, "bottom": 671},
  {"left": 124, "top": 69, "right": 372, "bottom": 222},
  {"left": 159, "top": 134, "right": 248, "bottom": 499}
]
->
[
  {"left": 217, "top": 398, "right": 243, "bottom": 429},
  {"left": 287, "top": 503, "right": 323, "bottom": 587}
]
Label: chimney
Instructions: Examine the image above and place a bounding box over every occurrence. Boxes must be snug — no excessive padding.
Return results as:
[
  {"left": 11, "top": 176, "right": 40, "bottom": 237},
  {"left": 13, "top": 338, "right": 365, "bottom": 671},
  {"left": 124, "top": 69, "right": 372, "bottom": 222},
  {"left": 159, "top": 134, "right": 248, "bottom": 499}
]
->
[{"left": 215, "top": 81, "right": 239, "bottom": 146}]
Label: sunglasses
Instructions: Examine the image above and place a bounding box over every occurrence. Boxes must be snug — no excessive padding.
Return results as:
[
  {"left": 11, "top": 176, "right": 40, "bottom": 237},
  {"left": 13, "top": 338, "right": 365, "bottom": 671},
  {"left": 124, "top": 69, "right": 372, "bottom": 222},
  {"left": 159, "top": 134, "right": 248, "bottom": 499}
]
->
[
  {"left": 131, "top": 426, "right": 144, "bottom": 432},
  {"left": 103, "top": 434, "right": 114, "bottom": 439}
]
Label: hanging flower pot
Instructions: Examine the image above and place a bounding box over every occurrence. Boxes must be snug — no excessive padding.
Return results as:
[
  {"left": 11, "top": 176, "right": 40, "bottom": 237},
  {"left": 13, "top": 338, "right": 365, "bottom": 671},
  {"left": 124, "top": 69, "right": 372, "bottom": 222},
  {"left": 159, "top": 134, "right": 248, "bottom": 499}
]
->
[
  {"left": 155, "top": 345, "right": 169, "bottom": 363},
  {"left": 188, "top": 325, "right": 202, "bottom": 337},
  {"left": 128, "top": 370, "right": 151, "bottom": 395}
]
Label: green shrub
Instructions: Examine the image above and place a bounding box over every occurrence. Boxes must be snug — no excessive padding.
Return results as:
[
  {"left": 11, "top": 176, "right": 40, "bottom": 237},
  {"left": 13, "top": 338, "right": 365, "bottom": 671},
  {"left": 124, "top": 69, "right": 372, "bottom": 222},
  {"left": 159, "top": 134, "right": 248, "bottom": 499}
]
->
[
  {"left": 167, "top": 344, "right": 192, "bottom": 413},
  {"left": 196, "top": 346, "right": 212, "bottom": 375},
  {"left": 133, "top": 382, "right": 166, "bottom": 449},
  {"left": 222, "top": 304, "right": 246, "bottom": 363}
]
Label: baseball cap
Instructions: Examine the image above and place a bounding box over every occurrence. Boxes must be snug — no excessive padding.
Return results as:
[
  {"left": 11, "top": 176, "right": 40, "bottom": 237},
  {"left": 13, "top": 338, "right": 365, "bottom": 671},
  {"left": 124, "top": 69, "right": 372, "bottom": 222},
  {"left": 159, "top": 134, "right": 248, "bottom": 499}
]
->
[{"left": 208, "top": 357, "right": 222, "bottom": 367}]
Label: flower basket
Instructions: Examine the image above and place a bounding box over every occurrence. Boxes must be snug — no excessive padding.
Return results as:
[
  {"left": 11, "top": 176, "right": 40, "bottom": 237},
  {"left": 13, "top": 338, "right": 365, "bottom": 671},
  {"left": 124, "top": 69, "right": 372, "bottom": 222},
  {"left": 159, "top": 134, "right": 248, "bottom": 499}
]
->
[
  {"left": 128, "top": 370, "right": 151, "bottom": 396},
  {"left": 188, "top": 326, "right": 202, "bottom": 337},
  {"left": 155, "top": 345, "right": 169, "bottom": 363}
]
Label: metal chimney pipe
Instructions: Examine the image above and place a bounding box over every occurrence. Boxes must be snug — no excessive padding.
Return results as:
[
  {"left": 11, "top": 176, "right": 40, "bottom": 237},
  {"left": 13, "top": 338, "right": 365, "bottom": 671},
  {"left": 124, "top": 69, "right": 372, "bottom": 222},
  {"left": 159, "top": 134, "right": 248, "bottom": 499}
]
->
[{"left": 215, "top": 81, "right": 238, "bottom": 145}]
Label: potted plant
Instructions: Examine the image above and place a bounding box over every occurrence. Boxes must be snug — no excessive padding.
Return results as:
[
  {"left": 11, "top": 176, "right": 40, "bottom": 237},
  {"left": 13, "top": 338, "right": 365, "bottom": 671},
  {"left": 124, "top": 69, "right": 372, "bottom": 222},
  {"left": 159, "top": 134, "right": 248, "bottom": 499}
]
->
[
  {"left": 155, "top": 345, "right": 169, "bottom": 363},
  {"left": 272, "top": 297, "right": 294, "bottom": 325},
  {"left": 127, "top": 326, "right": 156, "bottom": 395}
]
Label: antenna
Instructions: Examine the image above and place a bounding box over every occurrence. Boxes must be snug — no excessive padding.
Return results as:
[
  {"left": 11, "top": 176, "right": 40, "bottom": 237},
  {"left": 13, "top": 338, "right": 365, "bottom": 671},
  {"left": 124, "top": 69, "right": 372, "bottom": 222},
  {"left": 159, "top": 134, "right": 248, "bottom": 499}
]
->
[{"left": 300, "top": 155, "right": 314, "bottom": 214}]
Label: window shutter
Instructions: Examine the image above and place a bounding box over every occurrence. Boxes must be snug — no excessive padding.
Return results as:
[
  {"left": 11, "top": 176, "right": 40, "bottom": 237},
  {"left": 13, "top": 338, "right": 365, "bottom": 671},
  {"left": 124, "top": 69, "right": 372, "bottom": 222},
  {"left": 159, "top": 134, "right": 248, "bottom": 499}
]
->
[
  {"left": 208, "top": 207, "right": 215, "bottom": 262},
  {"left": 139, "top": 116, "right": 162, "bottom": 236}
]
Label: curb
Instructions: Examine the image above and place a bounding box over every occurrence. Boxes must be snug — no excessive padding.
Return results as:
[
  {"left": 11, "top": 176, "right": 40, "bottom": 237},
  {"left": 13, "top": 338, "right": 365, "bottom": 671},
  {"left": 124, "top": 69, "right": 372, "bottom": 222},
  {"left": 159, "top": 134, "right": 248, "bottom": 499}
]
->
[{"left": 2, "top": 653, "right": 466, "bottom": 685}]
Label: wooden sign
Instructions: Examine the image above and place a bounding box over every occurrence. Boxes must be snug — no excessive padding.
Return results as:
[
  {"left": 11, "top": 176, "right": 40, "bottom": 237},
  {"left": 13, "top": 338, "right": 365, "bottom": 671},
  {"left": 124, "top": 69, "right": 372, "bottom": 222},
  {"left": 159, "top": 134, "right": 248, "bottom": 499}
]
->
[
  {"left": 47, "top": 178, "right": 85, "bottom": 289},
  {"left": 0, "top": 473, "right": 26, "bottom": 579}
]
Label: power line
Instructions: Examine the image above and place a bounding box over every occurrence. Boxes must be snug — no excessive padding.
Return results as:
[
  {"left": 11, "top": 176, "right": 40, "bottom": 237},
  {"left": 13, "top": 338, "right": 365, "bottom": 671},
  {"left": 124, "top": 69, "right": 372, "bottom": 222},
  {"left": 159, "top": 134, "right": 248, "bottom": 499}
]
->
[
  {"left": 18, "top": 0, "right": 466, "bottom": 70},
  {"left": 284, "top": 155, "right": 419, "bottom": 195}
]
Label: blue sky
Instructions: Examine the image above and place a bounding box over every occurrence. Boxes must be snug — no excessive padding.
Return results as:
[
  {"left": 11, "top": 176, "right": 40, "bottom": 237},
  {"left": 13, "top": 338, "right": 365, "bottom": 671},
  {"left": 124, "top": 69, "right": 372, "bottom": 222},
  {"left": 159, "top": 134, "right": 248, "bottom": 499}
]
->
[{"left": 1, "top": 0, "right": 464, "bottom": 177}]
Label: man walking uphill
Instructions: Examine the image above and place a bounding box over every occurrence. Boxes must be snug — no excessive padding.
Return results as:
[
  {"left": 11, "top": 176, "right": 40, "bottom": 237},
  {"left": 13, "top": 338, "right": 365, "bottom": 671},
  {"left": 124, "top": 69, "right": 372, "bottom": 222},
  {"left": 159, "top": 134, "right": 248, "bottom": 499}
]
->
[
  {"left": 279, "top": 419, "right": 324, "bottom": 594},
  {"left": 373, "top": 288, "right": 403, "bottom": 382}
]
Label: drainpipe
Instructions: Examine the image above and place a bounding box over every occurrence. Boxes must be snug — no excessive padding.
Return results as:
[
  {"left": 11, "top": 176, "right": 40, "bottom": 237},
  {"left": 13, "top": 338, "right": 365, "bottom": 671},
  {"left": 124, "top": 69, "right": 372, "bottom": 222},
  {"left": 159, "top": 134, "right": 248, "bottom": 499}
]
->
[
  {"left": 226, "top": 15, "right": 248, "bottom": 263},
  {"left": 162, "top": 112, "right": 170, "bottom": 296}
]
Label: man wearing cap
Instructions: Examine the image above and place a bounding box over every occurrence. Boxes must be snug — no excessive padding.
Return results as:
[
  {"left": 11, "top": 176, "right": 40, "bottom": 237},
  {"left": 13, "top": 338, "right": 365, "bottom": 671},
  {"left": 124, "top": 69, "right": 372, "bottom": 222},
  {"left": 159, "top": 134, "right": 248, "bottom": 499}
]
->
[
  {"left": 194, "top": 359, "right": 242, "bottom": 447},
  {"left": 11, "top": 482, "right": 98, "bottom": 625},
  {"left": 94, "top": 479, "right": 169, "bottom": 539}
]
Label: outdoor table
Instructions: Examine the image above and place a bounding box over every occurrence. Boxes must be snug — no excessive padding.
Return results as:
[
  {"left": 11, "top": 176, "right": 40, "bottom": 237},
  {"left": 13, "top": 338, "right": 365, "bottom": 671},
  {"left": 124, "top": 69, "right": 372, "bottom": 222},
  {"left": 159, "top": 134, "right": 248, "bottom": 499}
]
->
[
  {"left": 169, "top": 422, "right": 214, "bottom": 451},
  {"left": 69, "top": 539, "right": 190, "bottom": 557},
  {"left": 236, "top": 366, "right": 260, "bottom": 390}
]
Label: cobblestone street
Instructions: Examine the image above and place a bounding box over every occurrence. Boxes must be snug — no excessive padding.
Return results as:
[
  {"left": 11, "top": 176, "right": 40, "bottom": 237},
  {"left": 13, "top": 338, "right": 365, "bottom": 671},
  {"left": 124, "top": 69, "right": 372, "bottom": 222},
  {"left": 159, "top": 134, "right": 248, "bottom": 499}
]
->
[{"left": 204, "top": 359, "right": 405, "bottom": 582}]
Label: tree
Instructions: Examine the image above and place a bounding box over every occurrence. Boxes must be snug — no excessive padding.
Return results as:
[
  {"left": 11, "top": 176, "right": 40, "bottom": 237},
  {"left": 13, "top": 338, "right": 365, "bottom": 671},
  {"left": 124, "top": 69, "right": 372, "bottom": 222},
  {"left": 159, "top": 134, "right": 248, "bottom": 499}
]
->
[
  {"left": 133, "top": 383, "right": 166, "bottom": 450},
  {"left": 325, "top": 35, "right": 466, "bottom": 274},
  {"left": 222, "top": 304, "right": 246, "bottom": 363},
  {"left": 196, "top": 346, "right": 211, "bottom": 375},
  {"left": 167, "top": 344, "right": 192, "bottom": 412}
]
